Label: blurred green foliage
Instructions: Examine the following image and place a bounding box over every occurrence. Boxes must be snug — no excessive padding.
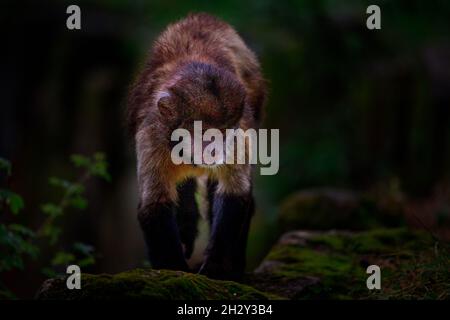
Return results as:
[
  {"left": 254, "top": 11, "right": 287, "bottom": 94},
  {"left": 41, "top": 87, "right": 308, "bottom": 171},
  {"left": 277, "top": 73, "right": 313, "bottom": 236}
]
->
[{"left": 0, "top": 154, "right": 110, "bottom": 298}]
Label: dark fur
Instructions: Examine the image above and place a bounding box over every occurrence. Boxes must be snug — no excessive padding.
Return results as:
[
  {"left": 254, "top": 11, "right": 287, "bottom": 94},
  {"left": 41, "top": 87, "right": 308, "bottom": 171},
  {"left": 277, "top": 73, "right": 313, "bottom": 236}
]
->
[{"left": 176, "top": 178, "right": 199, "bottom": 259}]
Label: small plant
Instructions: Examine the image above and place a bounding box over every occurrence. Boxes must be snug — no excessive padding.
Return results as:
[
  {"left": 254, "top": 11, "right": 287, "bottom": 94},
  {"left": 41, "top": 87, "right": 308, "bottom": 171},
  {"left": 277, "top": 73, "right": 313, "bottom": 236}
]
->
[
  {"left": 0, "top": 159, "right": 36, "bottom": 299},
  {"left": 0, "top": 153, "right": 110, "bottom": 298}
]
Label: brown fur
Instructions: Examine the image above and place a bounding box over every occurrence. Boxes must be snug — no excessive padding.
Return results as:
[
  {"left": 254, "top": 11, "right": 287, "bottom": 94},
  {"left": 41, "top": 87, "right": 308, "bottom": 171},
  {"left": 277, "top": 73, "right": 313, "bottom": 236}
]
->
[{"left": 127, "top": 13, "right": 266, "bottom": 206}]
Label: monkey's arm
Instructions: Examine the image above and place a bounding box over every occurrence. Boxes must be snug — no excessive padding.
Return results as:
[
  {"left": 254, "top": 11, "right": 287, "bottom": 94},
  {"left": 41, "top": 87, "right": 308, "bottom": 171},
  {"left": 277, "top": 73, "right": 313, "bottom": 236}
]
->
[
  {"left": 176, "top": 178, "right": 200, "bottom": 259},
  {"left": 136, "top": 128, "right": 188, "bottom": 271},
  {"left": 200, "top": 169, "right": 254, "bottom": 280},
  {"left": 138, "top": 201, "right": 188, "bottom": 270}
]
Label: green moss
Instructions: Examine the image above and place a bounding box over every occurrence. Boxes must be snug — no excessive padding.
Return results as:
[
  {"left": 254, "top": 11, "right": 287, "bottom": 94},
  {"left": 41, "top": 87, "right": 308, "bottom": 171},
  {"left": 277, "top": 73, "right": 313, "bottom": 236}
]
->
[
  {"left": 37, "top": 229, "right": 446, "bottom": 300},
  {"left": 263, "top": 245, "right": 365, "bottom": 299},
  {"left": 256, "top": 228, "right": 443, "bottom": 300},
  {"left": 308, "top": 234, "right": 346, "bottom": 250},
  {"left": 348, "top": 228, "right": 431, "bottom": 254},
  {"left": 306, "top": 228, "right": 431, "bottom": 254},
  {"left": 37, "top": 268, "right": 279, "bottom": 300}
]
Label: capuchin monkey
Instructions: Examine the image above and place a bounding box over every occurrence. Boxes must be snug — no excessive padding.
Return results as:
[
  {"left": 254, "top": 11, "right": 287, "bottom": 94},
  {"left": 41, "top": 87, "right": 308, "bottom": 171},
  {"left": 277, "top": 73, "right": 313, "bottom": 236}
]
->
[{"left": 127, "top": 13, "right": 266, "bottom": 280}]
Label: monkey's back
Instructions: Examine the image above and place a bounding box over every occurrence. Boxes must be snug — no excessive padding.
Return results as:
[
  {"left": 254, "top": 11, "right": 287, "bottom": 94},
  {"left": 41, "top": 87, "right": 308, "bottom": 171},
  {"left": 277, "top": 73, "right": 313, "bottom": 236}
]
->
[
  {"left": 151, "top": 13, "right": 261, "bottom": 86},
  {"left": 128, "top": 13, "right": 266, "bottom": 135},
  {"left": 153, "top": 14, "right": 266, "bottom": 123}
]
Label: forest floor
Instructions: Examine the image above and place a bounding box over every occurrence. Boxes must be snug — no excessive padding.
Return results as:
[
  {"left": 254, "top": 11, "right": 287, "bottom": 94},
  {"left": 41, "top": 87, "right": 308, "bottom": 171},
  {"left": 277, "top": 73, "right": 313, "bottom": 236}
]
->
[{"left": 36, "top": 189, "right": 450, "bottom": 300}]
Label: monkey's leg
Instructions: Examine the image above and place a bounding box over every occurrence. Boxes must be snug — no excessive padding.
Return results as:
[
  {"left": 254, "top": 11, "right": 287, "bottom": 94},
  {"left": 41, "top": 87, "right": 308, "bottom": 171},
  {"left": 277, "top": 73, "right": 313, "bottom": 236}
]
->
[
  {"left": 199, "top": 183, "right": 254, "bottom": 280},
  {"left": 135, "top": 126, "right": 188, "bottom": 271},
  {"left": 176, "top": 178, "right": 199, "bottom": 259},
  {"left": 138, "top": 201, "right": 189, "bottom": 271}
]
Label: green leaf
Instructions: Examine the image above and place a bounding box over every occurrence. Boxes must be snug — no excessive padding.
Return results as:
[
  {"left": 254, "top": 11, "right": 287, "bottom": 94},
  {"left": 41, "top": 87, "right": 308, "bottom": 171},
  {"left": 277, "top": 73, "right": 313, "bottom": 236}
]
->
[
  {"left": 0, "top": 158, "right": 11, "bottom": 176},
  {"left": 73, "top": 242, "right": 95, "bottom": 255},
  {"left": 93, "top": 152, "right": 106, "bottom": 162},
  {"left": 73, "top": 242, "right": 96, "bottom": 267},
  {"left": 70, "top": 154, "right": 90, "bottom": 168},
  {"left": 70, "top": 153, "right": 111, "bottom": 182},
  {"left": 41, "top": 203, "right": 63, "bottom": 218},
  {"left": 67, "top": 183, "right": 84, "bottom": 196},
  {"left": 78, "top": 256, "right": 95, "bottom": 267},
  {"left": 0, "top": 224, "right": 21, "bottom": 249},
  {"left": 0, "top": 224, "right": 13, "bottom": 247},
  {"left": 8, "top": 193, "right": 24, "bottom": 215},
  {"left": 51, "top": 251, "right": 75, "bottom": 266},
  {"left": 49, "top": 177, "right": 71, "bottom": 189},
  {"left": 0, "top": 254, "right": 24, "bottom": 271},
  {"left": 20, "top": 241, "right": 39, "bottom": 260},
  {"left": 8, "top": 224, "right": 35, "bottom": 238},
  {"left": 41, "top": 267, "right": 57, "bottom": 278},
  {"left": 41, "top": 224, "right": 62, "bottom": 245},
  {"left": 90, "top": 153, "right": 111, "bottom": 182},
  {"left": 0, "top": 190, "right": 24, "bottom": 214},
  {"left": 69, "top": 196, "right": 87, "bottom": 210}
]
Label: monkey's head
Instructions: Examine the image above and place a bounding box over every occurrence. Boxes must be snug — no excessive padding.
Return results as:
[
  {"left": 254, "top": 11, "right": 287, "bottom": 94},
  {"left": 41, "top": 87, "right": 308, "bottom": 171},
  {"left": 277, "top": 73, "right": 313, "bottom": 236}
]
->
[
  {"left": 155, "top": 62, "right": 247, "bottom": 167},
  {"left": 156, "top": 62, "right": 246, "bottom": 133}
]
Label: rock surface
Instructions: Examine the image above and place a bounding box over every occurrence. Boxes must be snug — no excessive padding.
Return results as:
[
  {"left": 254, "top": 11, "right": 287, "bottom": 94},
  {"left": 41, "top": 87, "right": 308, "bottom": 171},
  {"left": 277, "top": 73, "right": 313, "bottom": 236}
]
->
[
  {"left": 278, "top": 189, "right": 406, "bottom": 231},
  {"left": 36, "top": 268, "right": 278, "bottom": 300},
  {"left": 36, "top": 228, "right": 448, "bottom": 300}
]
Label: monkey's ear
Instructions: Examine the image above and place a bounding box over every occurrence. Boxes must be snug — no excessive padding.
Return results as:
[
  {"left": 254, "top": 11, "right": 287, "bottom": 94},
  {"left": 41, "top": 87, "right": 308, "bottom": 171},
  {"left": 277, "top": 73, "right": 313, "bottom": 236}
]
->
[{"left": 156, "top": 92, "right": 177, "bottom": 120}]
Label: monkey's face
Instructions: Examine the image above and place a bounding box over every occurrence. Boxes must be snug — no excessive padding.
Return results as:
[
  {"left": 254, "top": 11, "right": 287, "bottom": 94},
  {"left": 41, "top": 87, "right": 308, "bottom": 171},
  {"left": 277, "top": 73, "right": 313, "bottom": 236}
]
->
[{"left": 157, "top": 62, "right": 246, "bottom": 166}]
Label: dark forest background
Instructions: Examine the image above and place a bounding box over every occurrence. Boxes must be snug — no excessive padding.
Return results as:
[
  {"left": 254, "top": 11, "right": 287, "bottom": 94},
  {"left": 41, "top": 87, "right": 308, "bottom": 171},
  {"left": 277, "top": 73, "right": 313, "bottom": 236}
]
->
[{"left": 1, "top": 0, "right": 449, "bottom": 297}]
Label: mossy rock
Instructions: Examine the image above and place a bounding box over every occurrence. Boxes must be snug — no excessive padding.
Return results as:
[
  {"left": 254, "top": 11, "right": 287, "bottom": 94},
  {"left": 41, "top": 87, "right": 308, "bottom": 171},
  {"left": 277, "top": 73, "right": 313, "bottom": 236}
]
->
[
  {"left": 35, "top": 229, "right": 448, "bottom": 300},
  {"left": 249, "top": 228, "right": 449, "bottom": 299},
  {"left": 278, "top": 189, "right": 405, "bottom": 232},
  {"left": 36, "top": 268, "right": 279, "bottom": 300}
]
